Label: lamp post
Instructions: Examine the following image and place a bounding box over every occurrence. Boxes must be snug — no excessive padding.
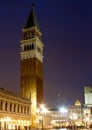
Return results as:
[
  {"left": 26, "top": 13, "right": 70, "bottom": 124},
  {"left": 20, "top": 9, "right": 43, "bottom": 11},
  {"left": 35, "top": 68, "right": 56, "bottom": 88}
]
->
[{"left": 36, "top": 104, "right": 48, "bottom": 130}]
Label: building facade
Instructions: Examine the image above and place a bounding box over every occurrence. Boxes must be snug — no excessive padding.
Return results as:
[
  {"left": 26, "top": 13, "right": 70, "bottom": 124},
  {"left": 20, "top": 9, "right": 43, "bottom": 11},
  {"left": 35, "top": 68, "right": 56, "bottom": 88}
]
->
[
  {"left": 84, "top": 86, "right": 92, "bottom": 107},
  {"left": 0, "top": 88, "right": 31, "bottom": 129},
  {"left": 83, "top": 86, "right": 92, "bottom": 128}
]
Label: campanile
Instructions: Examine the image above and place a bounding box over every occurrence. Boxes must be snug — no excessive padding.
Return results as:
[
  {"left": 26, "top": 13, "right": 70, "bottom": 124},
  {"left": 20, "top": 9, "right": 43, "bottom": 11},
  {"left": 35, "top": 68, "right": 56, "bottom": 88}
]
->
[{"left": 20, "top": 3, "right": 44, "bottom": 126}]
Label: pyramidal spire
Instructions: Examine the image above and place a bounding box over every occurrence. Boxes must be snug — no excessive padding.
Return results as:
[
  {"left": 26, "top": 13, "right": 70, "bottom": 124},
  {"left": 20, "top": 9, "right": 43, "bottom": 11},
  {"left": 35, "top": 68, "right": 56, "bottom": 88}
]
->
[{"left": 24, "top": 3, "right": 40, "bottom": 30}]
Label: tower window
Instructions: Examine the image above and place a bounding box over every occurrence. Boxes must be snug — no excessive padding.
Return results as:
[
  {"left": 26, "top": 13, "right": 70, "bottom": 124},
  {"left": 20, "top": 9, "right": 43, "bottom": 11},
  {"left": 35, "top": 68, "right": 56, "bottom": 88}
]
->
[
  {"left": 32, "top": 44, "right": 34, "bottom": 50},
  {"left": 24, "top": 45, "right": 27, "bottom": 51},
  {"left": 27, "top": 45, "right": 29, "bottom": 50},
  {"left": 30, "top": 44, "right": 31, "bottom": 50}
]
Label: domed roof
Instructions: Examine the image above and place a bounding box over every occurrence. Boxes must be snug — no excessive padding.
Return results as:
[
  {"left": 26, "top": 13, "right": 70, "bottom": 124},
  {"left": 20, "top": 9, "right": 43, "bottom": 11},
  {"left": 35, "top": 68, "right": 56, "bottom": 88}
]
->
[{"left": 75, "top": 99, "right": 81, "bottom": 106}]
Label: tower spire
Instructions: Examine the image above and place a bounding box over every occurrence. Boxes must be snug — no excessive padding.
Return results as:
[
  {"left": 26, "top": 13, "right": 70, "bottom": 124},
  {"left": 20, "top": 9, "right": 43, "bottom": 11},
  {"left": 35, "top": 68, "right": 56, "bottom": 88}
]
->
[{"left": 24, "top": 3, "right": 40, "bottom": 30}]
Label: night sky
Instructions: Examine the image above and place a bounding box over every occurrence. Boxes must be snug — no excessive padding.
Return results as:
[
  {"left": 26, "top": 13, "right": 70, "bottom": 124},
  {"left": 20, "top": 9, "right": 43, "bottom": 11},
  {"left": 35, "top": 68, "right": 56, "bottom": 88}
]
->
[{"left": 0, "top": 0, "right": 92, "bottom": 108}]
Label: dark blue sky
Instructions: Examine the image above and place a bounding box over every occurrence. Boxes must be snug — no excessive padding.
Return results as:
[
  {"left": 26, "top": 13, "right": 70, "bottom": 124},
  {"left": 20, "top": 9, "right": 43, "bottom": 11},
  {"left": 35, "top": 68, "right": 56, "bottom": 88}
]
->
[{"left": 0, "top": 0, "right": 92, "bottom": 108}]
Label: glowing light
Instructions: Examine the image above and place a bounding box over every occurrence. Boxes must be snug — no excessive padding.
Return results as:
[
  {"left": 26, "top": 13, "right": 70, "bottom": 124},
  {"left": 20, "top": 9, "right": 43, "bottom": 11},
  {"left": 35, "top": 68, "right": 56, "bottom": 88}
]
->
[
  {"left": 4, "top": 117, "right": 11, "bottom": 122},
  {"left": 70, "top": 113, "right": 78, "bottom": 120},
  {"left": 60, "top": 107, "right": 68, "bottom": 113}
]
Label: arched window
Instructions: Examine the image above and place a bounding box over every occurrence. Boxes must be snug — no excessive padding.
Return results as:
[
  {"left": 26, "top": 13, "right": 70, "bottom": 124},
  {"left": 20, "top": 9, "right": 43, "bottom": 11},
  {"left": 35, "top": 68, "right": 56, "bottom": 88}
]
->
[
  {"left": 18, "top": 105, "right": 20, "bottom": 113},
  {"left": 27, "top": 107, "right": 29, "bottom": 114},
  {"left": 30, "top": 44, "right": 32, "bottom": 50},
  {"left": 10, "top": 103, "right": 12, "bottom": 112},
  {"left": 27, "top": 45, "right": 29, "bottom": 50},
  {"left": 24, "top": 106, "right": 26, "bottom": 114},
  {"left": 32, "top": 44, "right": 34, "bottom": 50},
  {"left": 21, "top": 106, "right": 23, "bottom": 113},
  {"left": 5, "top": 102, "right": 7, "bottom": 111},
  {"left": 0, "top": 101, "right": 3, "bottom": 110},
  {"left": 24, "top": 45, "right": 27, "bottom": 51},
  {"left": 14, "top": 104, "right": 16, "bottom": 112}
]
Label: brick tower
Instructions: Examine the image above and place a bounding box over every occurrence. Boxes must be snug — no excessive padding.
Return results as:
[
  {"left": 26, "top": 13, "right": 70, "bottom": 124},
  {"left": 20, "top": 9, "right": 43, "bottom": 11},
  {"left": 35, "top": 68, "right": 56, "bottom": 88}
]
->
[{"left": 20, "top": 3, "right": 44, "bottom": 127}]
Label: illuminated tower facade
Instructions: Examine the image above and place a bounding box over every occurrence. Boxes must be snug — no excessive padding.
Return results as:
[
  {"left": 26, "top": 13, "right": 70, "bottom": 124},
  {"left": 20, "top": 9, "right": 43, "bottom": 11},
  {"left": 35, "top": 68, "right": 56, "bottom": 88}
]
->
[{"left": 20, "top": 3, "right": 44, "bottom": 126}]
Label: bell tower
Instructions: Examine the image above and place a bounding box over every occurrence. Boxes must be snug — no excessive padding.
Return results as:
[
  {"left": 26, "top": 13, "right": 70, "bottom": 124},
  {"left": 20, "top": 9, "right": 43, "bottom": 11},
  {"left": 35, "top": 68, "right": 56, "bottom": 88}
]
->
[{"left": 20, "top": 3, "right": 44, "bottom": 127}]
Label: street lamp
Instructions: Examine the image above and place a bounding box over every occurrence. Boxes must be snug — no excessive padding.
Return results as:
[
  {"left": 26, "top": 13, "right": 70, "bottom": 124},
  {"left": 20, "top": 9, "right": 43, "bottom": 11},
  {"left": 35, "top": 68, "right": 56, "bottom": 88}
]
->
[{"left": 36, "top": 104, "right": 48, "bottom": 130}]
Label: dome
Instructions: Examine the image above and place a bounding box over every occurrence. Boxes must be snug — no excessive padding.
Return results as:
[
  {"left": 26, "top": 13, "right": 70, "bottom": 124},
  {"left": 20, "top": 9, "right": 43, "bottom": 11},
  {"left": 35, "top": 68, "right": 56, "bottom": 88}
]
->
[{"left": 75, "top": 99, "right": 81, "bottom": 106}]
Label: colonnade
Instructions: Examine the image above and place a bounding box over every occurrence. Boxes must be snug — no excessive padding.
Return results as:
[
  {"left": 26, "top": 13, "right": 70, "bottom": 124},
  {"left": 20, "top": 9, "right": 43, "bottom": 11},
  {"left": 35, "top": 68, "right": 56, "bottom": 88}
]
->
[{"left": 0, "top": 100, "right": 30, "bottom": 114}]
